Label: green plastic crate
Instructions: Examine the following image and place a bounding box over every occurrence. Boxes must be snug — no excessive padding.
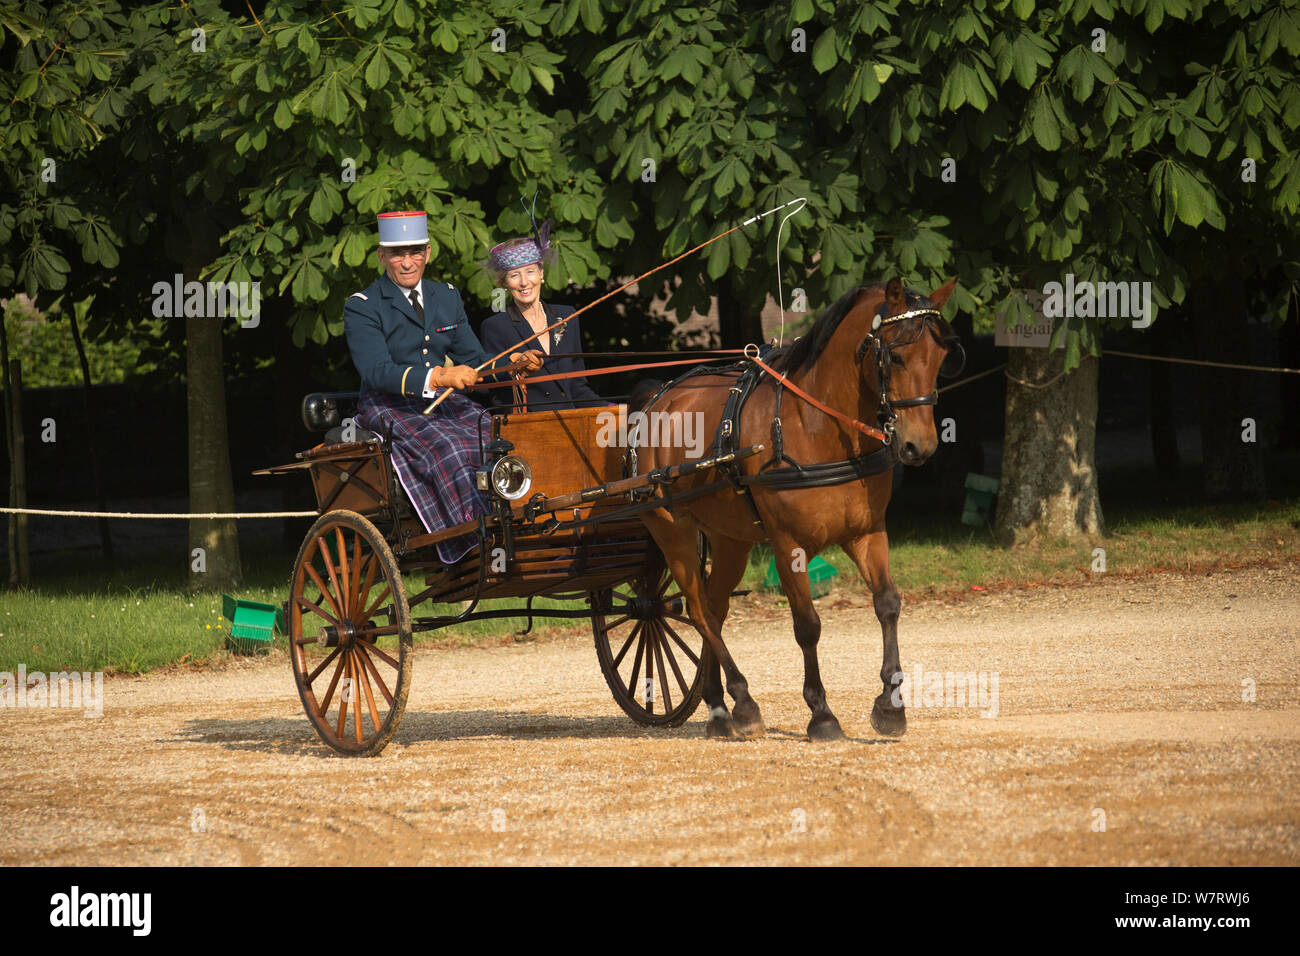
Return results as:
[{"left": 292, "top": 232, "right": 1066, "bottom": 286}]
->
[
  {"left": 962, "top": 473, "right": 1000, "bottom": 527},
  {"left": 221, "top": 594, "right": 285, "bottom": 655},
  {"left": 763, "top": 554, "right": 839, "bottom": 598}
]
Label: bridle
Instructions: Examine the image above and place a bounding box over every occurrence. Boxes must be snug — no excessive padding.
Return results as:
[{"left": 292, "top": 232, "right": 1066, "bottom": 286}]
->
[
  {"left": 743, "top": 294, "right": 965, "bottom": 447},
  {"left": 854, "top": 302, "right": 966, "bottom": 444}
]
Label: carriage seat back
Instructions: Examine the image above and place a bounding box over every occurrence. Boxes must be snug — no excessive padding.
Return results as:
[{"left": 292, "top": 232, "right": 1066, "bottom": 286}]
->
[{"left": 301, "top": 391, "right": 379, "bottom": 445}]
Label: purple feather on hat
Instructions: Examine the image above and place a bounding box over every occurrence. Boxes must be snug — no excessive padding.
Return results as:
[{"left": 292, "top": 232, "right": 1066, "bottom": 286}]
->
[{"left": 536, "top": 219, "right": 551, "bottom": 259}]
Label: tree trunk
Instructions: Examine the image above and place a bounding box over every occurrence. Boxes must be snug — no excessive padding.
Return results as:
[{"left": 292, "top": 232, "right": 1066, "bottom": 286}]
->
[
  {"left": 1191, "top": 278, "right": 1266, "bottom": 500},
  {"left": 68, "top": 307, "right": 114, "bottom": 565},
  {"left": 995, "top": 347, "right": 1103, "bottom": 545},
  {"left": 6, "top": 359, "right": 30, "bottom": 588},
  {"left": 186, "top": 313, "right": 241, "bottom": 591}
]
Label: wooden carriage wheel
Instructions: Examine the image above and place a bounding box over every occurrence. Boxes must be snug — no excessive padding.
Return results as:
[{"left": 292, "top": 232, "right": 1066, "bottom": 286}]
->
[
  {"left": 592, "top": 543, "right": 707, "bottom": 727},
  {"left": 289, "top": 511, "right": 412, "bottom": 756}
]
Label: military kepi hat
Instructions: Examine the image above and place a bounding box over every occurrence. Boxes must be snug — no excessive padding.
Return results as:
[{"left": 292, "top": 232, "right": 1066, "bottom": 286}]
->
[{"left": 377, "top": 210, "right": 429, "bottom": 247}]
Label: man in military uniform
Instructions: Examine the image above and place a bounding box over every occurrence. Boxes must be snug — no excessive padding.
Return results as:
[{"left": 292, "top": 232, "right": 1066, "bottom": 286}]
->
[{"left": 344, "top": 210, "right": 541, "bottom": 563}]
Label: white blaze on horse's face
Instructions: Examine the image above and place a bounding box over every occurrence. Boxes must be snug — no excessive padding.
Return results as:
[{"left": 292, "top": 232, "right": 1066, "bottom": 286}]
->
[{"left": 880, "top": 322, "right": 945, "bottom": 467}]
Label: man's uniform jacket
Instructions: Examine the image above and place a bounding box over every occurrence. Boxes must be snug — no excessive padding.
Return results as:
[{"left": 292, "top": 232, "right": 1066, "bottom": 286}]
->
[{"left": 344, "top": 273, "right": 504, "bottom": 397}]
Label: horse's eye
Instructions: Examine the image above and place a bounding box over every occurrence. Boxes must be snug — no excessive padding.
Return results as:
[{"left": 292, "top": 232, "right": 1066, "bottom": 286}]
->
[{"left": 889, "top": 352, "right": 905, "bottom": 368}]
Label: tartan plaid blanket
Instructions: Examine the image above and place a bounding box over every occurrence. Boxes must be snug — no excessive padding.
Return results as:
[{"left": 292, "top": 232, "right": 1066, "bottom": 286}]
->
[{"left": 357, "top": 389, "right": 489, "bottom": 565}]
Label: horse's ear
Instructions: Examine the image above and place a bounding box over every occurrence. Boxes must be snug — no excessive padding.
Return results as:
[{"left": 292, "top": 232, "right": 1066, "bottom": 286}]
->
[
  {"left": 928, "top": 277, "right": 958, "bottom": 309},
  {"left": 884, "top": 277, "right": 907, "bottom": 316}
]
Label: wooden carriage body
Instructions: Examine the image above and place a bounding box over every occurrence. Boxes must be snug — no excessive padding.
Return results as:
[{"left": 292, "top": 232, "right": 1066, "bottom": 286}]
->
[{"left": 257, "top": 400, "right": 714, "bottom": 755}]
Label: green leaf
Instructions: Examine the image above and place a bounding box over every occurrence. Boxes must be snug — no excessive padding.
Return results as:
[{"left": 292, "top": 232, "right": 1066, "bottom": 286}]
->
[
  {"left": 273, "top": 99, "right": 294, "bottom": 130},
  {"left": 365, "top": 49, "right": 390, "bottom": 89},
  {"left": 812, "top": 28, "right": 837, "bottom": 74},
  {"left": 1029, "top": 89, "right": 1061, "bottom": 150}
]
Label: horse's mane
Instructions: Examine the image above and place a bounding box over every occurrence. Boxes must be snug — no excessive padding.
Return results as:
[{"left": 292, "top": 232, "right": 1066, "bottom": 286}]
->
[{"left": 770, "top": 282, "right": 940, "bottom": 374}]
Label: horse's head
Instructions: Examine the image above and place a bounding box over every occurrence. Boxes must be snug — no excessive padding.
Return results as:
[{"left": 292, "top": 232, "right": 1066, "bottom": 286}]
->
[{"left": 858, "top": 277, "right": 961, "bottom": 466}]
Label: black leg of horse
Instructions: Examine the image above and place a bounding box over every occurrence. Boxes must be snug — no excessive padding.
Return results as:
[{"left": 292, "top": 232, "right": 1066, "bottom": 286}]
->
[
  {"left": 847, "top": 530, "right": 906, "bottom": 737},
  {"left": 773, "top": 536, "right": 844, "bottom": 740}
]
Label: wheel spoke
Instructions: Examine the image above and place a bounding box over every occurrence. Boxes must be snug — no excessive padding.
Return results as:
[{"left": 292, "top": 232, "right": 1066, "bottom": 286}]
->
[
  {"left": 334, "top": 654, "right": 350, "bottom": 739},
  {"left": 306, "top": 646, "right": 341, "bottom": 686},
  {"left": 316, "top": 536, "right": 345, "bottom": 618},
  {"left": 356, "top": 643, "right": 393, "bottom": 705},
  {"left": 363, "top": 583, "right": 392, "bottom": 621},
  {"left": 611, "top": 622, "right": 642, "bottom": 669},
  {"left": 347, "top": 530, "right": 363, "bottom": 619},
  {"left": 644, "top": 623, "right": 656, "bottom": 713},
  {"left": 627, "top": 629, "right": 647, "bottom": 712},
  {"left": 355, "top": 553, "right": 378, "bottom": 623},
  {"left": 662, "top": 620, "right": 701, "bottom": 667},
  {"left": 335, "top": 528, "right": 351, "bottom": 618},
  {"left": 362, "top": 639, "right": 400, "bottom": 671},
  {"left": 357, "top": 653, "right": 382, "bottom": 731},
  {"left": 649, "top": 624, "right": 673, "bottom": 713},
  {"left": 596, "top": 614, "right": 630, "bottom": 634},
  {"left": 303, "top": 563, "right": 342, "bottom": 620},
  {"left": 656, "top": 622, "right": 691, "bottom": 699},
  {"left": 297, "top": 594, "right": 340, "bottom": 627},
  {"left": 319, "top": 652, "right": 348, "bottom": 715},
  {"left": 351, "top": 652, "right": 363, "bottom": 744}
]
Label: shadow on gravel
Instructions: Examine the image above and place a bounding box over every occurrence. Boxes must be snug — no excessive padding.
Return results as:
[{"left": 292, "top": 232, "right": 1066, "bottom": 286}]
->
[
  {"left": 176, "top": 709, "right": 697, "bottom": 756},
  {"left": 176, "top": 711, "right": 902, "bottom": 755}
]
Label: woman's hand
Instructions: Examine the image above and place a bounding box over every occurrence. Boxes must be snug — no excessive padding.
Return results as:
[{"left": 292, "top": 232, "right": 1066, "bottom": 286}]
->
[
  {"left": 509, "top": 350, "right": 545, "bottom": 373},
  {"left": 435, "top": 365, "right": 480, "bottom": 389}
]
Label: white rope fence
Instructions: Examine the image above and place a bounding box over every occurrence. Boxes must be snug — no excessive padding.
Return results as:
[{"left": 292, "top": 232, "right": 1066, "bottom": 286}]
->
[{"left": 0, "top": 508, "right": 317, "bottom": 518}]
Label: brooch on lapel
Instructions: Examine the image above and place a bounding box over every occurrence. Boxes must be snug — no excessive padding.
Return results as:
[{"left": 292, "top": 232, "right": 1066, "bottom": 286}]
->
[{"left": 550, "top": 316, "right": 568, "bottom": 349}]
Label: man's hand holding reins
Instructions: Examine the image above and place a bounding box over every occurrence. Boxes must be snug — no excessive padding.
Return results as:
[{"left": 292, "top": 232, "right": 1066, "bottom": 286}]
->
[{"left": 431, "top": 365, "right": 480, "bottom": 390}]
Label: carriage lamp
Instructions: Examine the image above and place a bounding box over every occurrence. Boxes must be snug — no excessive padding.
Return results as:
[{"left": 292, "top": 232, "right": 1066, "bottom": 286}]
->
[
  {"left": 485, "top": 455, "right": 533, "bottom": 500},
  {"left": 476, "top": 438, "right": 533, "bottom": 500}
]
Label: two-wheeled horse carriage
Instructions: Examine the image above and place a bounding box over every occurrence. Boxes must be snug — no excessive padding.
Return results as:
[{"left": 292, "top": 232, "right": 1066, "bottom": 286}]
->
[{"left": 258, "top": 395, "right": 759, "bottom": 756}]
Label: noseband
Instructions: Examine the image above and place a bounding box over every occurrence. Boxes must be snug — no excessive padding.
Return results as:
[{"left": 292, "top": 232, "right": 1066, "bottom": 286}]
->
[{"left": 854, "top": 304, "right": 963, "bottom": 442}]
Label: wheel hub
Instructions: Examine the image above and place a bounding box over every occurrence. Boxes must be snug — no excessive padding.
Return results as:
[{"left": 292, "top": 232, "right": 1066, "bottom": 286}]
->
[
  {"left": 317, "top": 620, "right": 358, "bottom": 648},
  {"left": 628, "top": 595, "right": 658, "bottom": 620}
]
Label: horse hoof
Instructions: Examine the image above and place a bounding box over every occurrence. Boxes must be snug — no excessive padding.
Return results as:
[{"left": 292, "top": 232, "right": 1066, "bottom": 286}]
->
[
  {"left": 807, "top": 715, "right": 846, "bottom": 741},
  {"left": 731, "top": 699, "right": 765, "bottom": 738},
  {"left": 706, "top": 716, "right": 742, "bottom": 739},
  {"left": 870, "top": 699, "right": 907, "bottom": 737}
]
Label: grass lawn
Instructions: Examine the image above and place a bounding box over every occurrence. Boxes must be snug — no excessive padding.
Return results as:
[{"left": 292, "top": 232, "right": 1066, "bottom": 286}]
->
[{"left": 1, "top": 498, "right": 1296, "bottom": 676}]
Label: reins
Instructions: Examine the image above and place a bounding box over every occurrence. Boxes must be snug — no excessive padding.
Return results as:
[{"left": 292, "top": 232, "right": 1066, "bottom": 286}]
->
[
  {"left": 474, "top": 301, "right": 954, "bottom": 451},
  {"left": 741, "top": 348, "right": 891, "bottom": 443}
]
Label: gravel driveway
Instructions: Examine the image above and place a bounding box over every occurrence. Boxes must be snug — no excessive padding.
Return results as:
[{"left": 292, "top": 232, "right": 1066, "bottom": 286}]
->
[{"left": 2, "top": 564, "right": 1296, "bottom": 866}]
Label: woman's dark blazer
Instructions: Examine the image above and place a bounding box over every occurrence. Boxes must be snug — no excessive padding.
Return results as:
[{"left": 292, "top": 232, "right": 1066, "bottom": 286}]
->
[{"left": 478, "top": 301, "right": 606, "bottom": 411}]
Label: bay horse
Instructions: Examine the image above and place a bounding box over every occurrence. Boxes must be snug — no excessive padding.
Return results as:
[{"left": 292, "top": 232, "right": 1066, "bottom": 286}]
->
[{"left": 636, "top": 277, "right": 960, "bottom": 740}]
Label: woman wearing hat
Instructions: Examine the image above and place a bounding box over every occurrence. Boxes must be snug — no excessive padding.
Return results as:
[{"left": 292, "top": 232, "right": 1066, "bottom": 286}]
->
[
  {"left": 479, "top": 226, "right": 605, "bottom": 412},
  {"left": 344, "top": 210, "right": 542, "bottom": 563}
]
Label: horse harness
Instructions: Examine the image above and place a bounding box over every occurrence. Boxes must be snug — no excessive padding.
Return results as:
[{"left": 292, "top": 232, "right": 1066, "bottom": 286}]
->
[{"left": 631, "top": 301, "right": 962, "bottom": 532}]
